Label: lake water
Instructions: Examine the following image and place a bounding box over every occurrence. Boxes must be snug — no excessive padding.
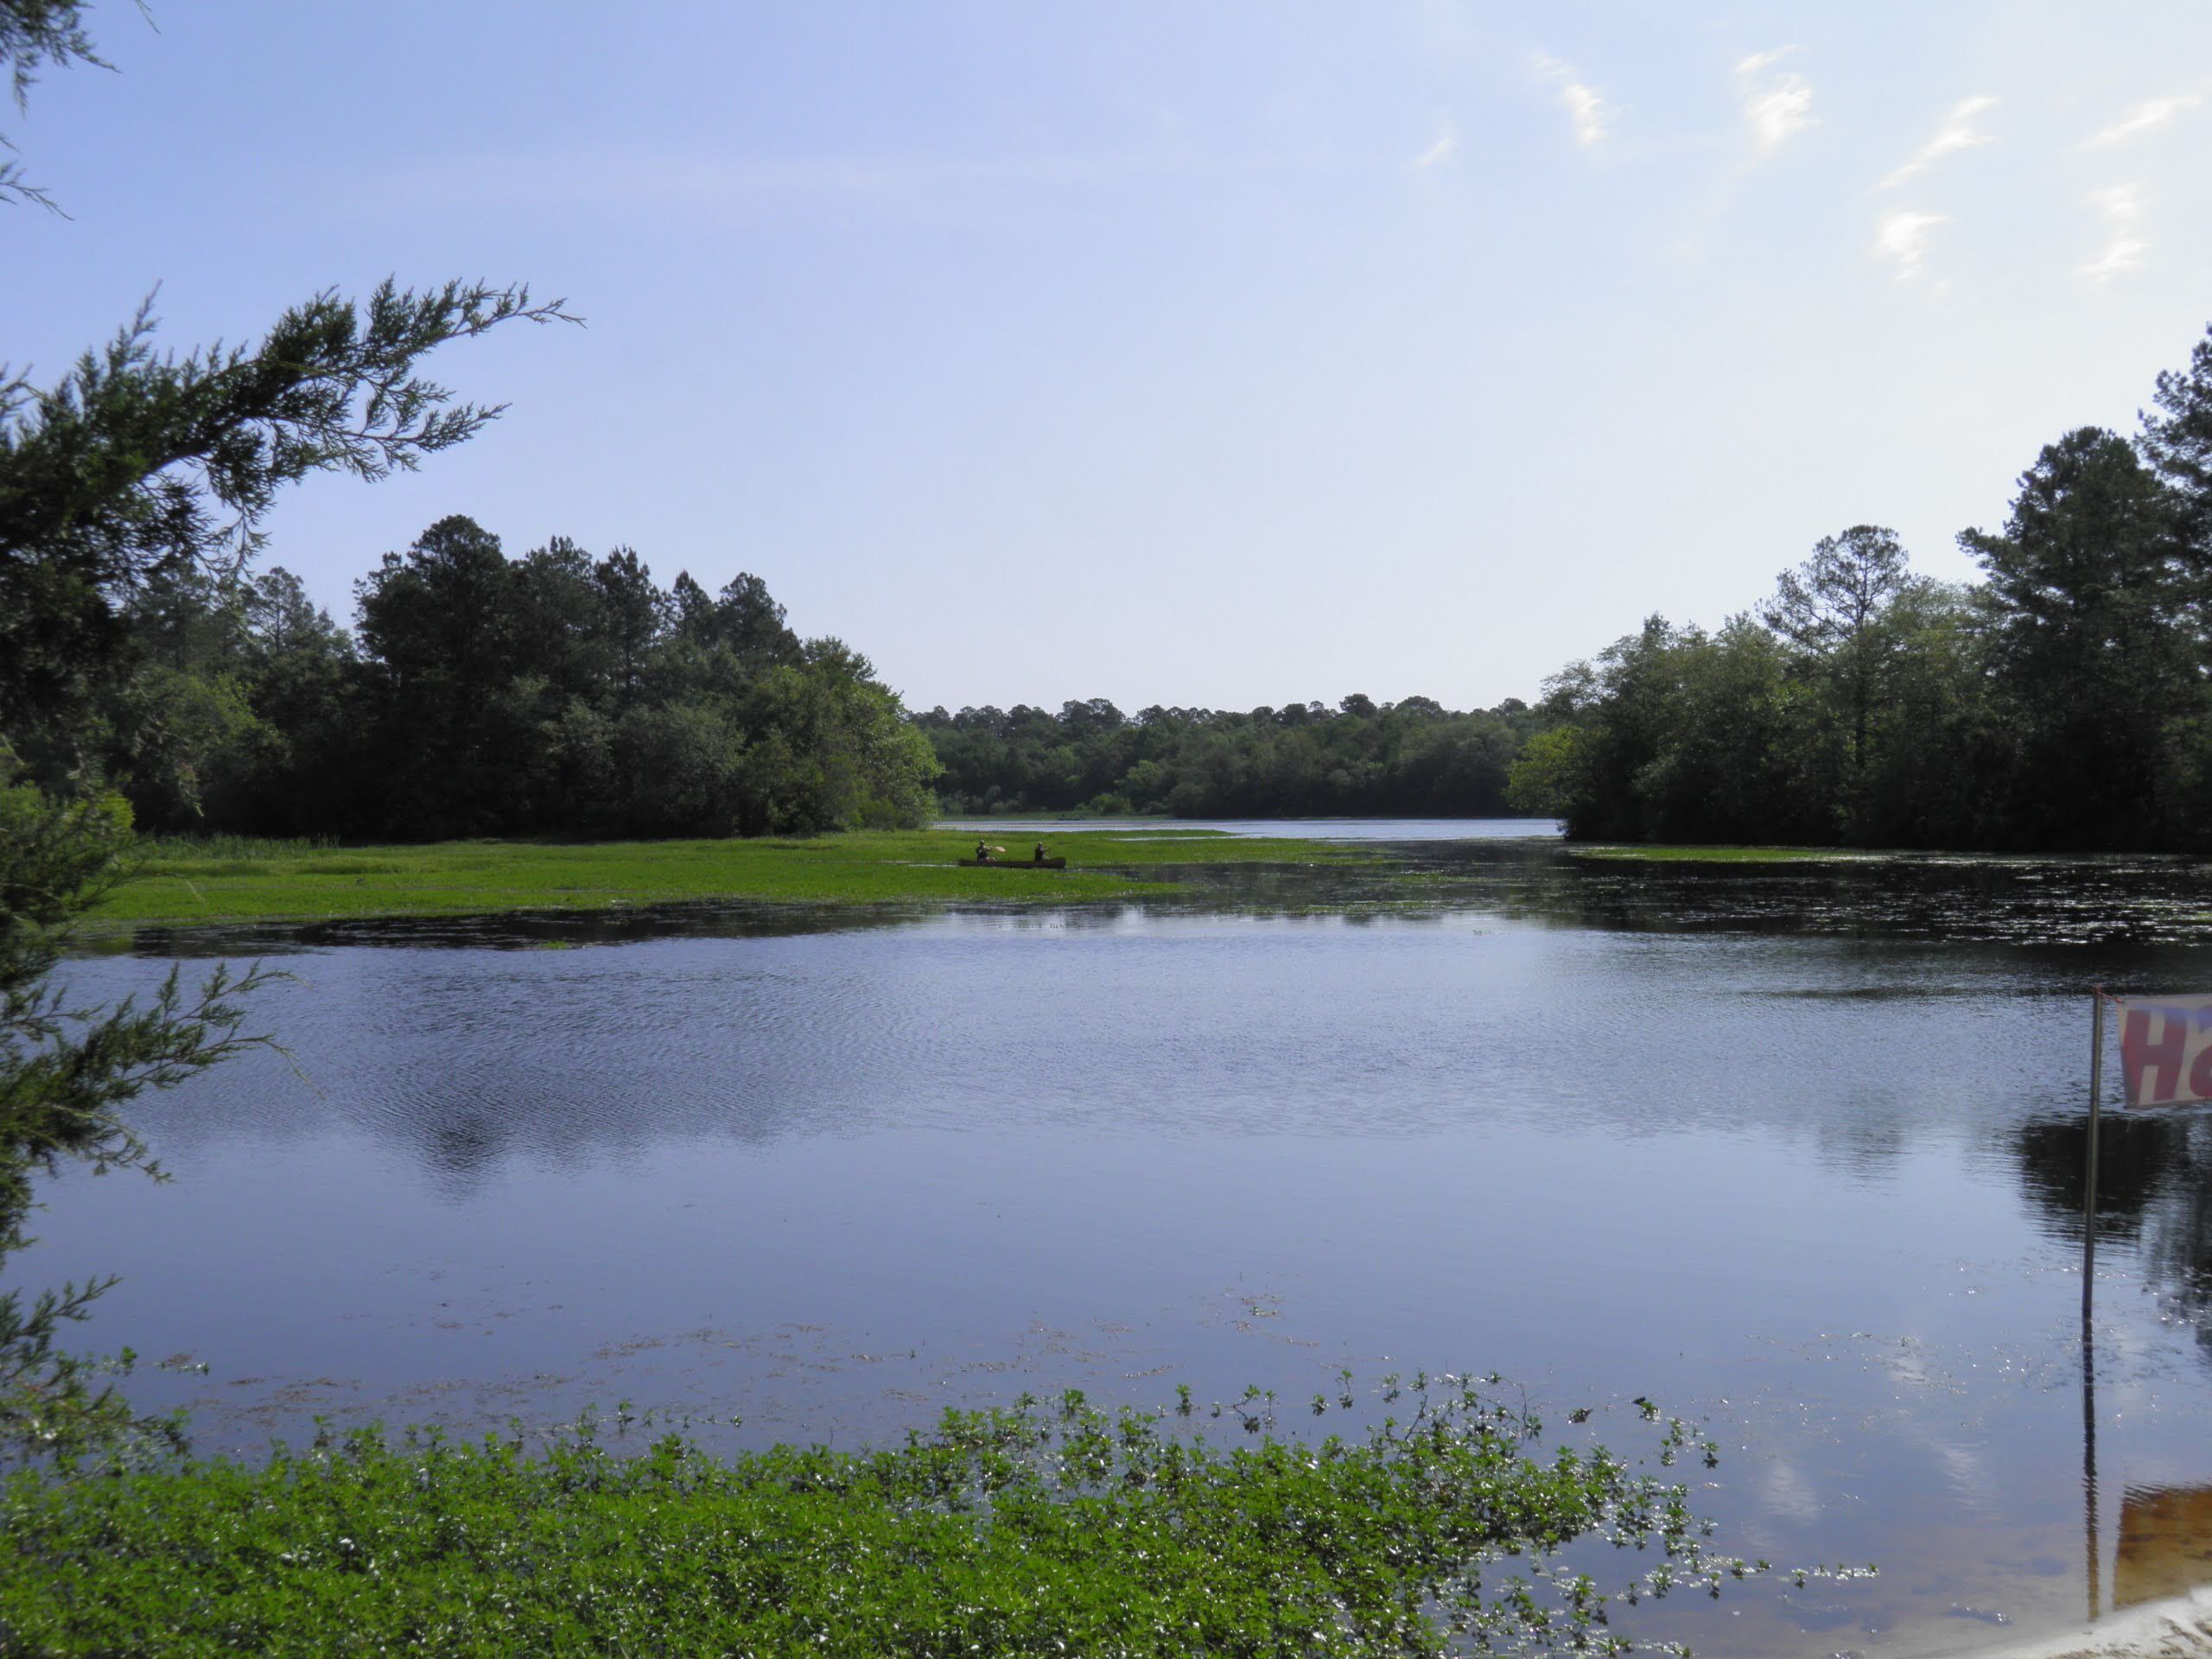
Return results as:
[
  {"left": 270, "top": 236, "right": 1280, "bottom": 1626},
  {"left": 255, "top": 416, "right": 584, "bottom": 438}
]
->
[{"left": 23, "top": 829, "right": 2212, "bottom": 1656}]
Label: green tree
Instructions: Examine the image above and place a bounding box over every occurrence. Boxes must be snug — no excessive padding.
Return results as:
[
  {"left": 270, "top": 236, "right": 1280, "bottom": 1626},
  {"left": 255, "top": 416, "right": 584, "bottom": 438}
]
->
[
  {"left": 594, "top": 546, "right": 666, "bottom": 709},
  {"left": 734, "top": 641, "right": 941, "bottom": 834},
  {"left": 1761, "top": 525, "right": 1911, "bottom": 833},
  {"left": 2140, "top": 320, "right": 2212, "bottom": 556},
  {"left": 1634, "top": 619, "right": 1793, "bottom": 842},
  {"left": 617, "top": 702, "right": 747, "bottom": 834},
  {"left": 1960, "top": 427, "right": 2189, "bottom": 847},
  {"left": 709, "top": 571, "right": 802, "bottom": 672},
  {"left": 233, "top": 569, "right": 356, "bottom": 835},
  {"left": 1853, "top": 580, "right": 2006, "bottom": 848},
  {"left": 1506, "top": 723, "right": 1590, "bottom": 818},
  {"left": 105, "top": 664, "right": 270, "bottom": 830},
  {"left": 509, "top": 536, "right": 612, "bottom": 709},
  {"left": 353, "top": 516, "right": 534, "bottom": 835},
  {"left": 1528, "top": 617, "right": 1797, "bottom": 842}
]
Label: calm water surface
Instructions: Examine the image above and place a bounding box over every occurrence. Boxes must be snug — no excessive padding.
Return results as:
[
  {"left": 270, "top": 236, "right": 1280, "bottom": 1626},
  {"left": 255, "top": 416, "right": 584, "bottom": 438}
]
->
[{"left": 25, "top": 831, "right": 2212, "bottom": 1656}]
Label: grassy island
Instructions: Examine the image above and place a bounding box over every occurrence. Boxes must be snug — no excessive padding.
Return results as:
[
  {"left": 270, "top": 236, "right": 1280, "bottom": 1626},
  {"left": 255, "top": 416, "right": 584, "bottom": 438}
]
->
[{"left": 89, "top": 830, "right": 1374, "bottom": 930}]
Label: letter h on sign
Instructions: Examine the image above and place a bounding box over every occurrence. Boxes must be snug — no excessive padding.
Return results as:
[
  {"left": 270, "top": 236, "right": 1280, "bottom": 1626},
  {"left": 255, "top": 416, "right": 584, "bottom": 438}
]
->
[
  {"left": 2120, "top": 1007, "right": 2188, "bottom": 1106},
  {"left": 2114, "top": 995, "right": 2212, "bottom": 1108}
]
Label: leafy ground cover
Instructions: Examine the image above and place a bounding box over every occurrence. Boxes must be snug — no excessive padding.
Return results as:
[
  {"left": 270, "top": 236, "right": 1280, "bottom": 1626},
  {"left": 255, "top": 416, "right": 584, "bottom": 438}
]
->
[
  {"left": 0, "top": 1383, "right": 1794, "bottom": 1657},
  {"left": 90, "top": 830, "right": 1373, "bottom": 928}
]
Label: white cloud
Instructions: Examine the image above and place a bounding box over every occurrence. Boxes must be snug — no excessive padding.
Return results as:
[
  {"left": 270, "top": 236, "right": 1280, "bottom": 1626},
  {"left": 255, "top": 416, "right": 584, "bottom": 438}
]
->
[
  {"left": 1736, "top": 45, "right": 1815, "bottom": 155},
  {"left": 1413, "top": 121, "right": 1457, "bottom": 170},
  {"left": 2084, "top": 95, "right": 2202, "bottom": 149},
  {"left": 1875, "top": 211, "right": 1947, "bottom": 280},
  {"left": 1529, "top": 52, "right": 1610, "bottom": 149},
  {"left": 2083, "top": 184, "right": 2146, "bottom": 281},
  {"left": 1878, "top": 96, "right": 1999, "bottom": 189}
]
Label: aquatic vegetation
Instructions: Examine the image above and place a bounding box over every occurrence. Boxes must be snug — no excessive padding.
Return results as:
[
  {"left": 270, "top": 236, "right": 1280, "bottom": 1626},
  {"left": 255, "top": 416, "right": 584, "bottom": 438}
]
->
[{"left": 0, "top": 1381, "right": 1827, "bottom": 1656}]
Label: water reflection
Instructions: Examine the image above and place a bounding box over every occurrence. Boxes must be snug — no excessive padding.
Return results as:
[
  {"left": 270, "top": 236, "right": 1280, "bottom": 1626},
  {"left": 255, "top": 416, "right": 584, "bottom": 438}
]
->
[
  {"left": 2117, "top": 1484, "right": 2212, "bottom": 1610},
  {"left": 2144, "top": 1121, "right": 2212, "bottom": 1353},
  {"left": 2016, "top": 1114, "right": 2187, "bottom": 1243},
  {"left": 2018, "top": 1111, "right": 2212, "bottom": 1352}
]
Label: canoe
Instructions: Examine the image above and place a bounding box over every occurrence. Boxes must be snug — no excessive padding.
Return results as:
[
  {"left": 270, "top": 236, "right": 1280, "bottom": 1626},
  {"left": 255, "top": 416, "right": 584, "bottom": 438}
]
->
[{"left": 957, "top": 857, "right": 1067, "bottom": 869}]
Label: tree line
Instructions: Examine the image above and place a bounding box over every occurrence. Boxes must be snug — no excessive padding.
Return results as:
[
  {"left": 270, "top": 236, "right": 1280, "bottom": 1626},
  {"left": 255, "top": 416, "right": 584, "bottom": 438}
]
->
[
  {"left": 1508, "top": 320, "right": 2212, "bottom": 853},
  {"left": 916, "top": 696, "right": 1551, "bottom": 818},
  {"left": 10, "top": 516, "right": 941, "bottom": 842}
]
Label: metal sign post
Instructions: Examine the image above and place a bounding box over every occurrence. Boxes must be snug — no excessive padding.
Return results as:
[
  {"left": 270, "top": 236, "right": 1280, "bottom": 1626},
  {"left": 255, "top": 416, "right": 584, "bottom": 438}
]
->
[
  {"left": 2086, "top": 988, "right": 2103, "bottom": 1316},
  {"left": 2083, "top": 989, "right": 2104, "bottom": 1621}
]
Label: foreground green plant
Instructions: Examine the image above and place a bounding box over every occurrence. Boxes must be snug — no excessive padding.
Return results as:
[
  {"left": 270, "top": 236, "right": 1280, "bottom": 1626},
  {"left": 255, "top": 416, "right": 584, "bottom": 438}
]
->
[{"left": 0, "top": 1379, "right": 1841, "bottom": 1657}]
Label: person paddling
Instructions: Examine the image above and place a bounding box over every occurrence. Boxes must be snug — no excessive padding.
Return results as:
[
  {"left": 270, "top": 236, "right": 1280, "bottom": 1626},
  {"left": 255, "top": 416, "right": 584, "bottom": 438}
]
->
[
  {"left": 975, "top": 838, "right": 992, "bottom": 863},
  {"left": 1033, "top": 842, "right": 1048, "bottom": 863}
]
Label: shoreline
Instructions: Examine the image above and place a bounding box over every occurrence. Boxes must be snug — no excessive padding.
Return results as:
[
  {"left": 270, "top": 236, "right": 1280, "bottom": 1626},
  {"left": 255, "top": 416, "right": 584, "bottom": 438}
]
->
[{"left": 1912, "top": 1588, "right": 2212, "bottom": 1658}]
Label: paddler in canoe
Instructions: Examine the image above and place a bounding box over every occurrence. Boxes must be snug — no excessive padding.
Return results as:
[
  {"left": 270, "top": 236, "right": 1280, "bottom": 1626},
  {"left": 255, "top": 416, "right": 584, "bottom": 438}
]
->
[{"left": 960, "top": 839, "right": 1065, "bottom": 868}]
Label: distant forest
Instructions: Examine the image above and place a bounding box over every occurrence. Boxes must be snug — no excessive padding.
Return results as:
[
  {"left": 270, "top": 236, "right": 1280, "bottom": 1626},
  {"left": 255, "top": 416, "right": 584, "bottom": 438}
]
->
[
  {"left": 916, "top": 697, "right": 1550, "bottom": 818},
  {"left": 27, "top": 316, "right": 2212, "bottom": 855},
  {"left": 13, "top": 515, "right": 941, "bottom": 841},
  {"left": 1518, "top": 320, "right": 2212, "bottom": 854}
]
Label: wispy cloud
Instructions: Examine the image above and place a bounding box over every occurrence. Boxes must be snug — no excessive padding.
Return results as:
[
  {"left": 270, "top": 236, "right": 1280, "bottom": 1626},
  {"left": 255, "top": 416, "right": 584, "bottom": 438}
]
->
[
  {"left": 1528, "top": 52, "right": 1610, "bottom": 149},
  {"left": 2083, "top": 184, "right": 2146, "bottom": 281},
  {"left": 2084, "top": 95, "right": 2201, "bottom": 149},
  {"left": 1412, "top": 121, "right": 1457, "bottom": 170},
  {"left": 1878, "top": 96, "right": 1999, "bottom": 189},
  {"left": 1736, "top": 46, "right": 1815, "bottom": 156},
  {"left": 1875, "top": 211, "right": 1947, "bottom": 280}
]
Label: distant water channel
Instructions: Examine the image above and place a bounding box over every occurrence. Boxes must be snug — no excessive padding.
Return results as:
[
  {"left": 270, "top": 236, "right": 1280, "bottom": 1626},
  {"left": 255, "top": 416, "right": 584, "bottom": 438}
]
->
[{"left": 27, "top": 824, "right": 2212, "bottom": 1656}]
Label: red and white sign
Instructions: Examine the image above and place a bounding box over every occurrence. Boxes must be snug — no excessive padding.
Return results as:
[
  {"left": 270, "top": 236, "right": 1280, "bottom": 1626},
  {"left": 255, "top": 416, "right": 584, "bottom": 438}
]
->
[{"left": 2112, "top": 993, "right": 2212, "bottom": 1109}]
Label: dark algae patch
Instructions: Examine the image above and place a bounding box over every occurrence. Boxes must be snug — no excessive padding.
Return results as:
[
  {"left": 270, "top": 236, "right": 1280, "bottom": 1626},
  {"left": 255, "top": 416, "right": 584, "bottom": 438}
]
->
[
  {"left": 1569, "top": 844, "right": 1878, "bottom": 865},
  {"left": 0, "top": 1382, "right": 1835, "bottom": 1657}
]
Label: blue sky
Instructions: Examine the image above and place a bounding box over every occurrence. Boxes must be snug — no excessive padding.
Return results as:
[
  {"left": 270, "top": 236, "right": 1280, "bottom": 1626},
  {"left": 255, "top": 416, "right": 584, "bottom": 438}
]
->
[{"left": 14, "top": 2, "right": 2212, "bottom": 712}]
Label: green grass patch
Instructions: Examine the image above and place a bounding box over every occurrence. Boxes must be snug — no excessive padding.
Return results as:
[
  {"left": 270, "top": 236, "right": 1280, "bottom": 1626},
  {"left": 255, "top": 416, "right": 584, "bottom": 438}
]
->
[
  {"left": 1571, "top": 844, "right": 1879, "bottom": 865},
  {"left": 0, "top": 1385, "right": 1792, "bottom": 1656},
  {"left": 92, "top": 830, "right": 1372, "bottom": 928}
]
